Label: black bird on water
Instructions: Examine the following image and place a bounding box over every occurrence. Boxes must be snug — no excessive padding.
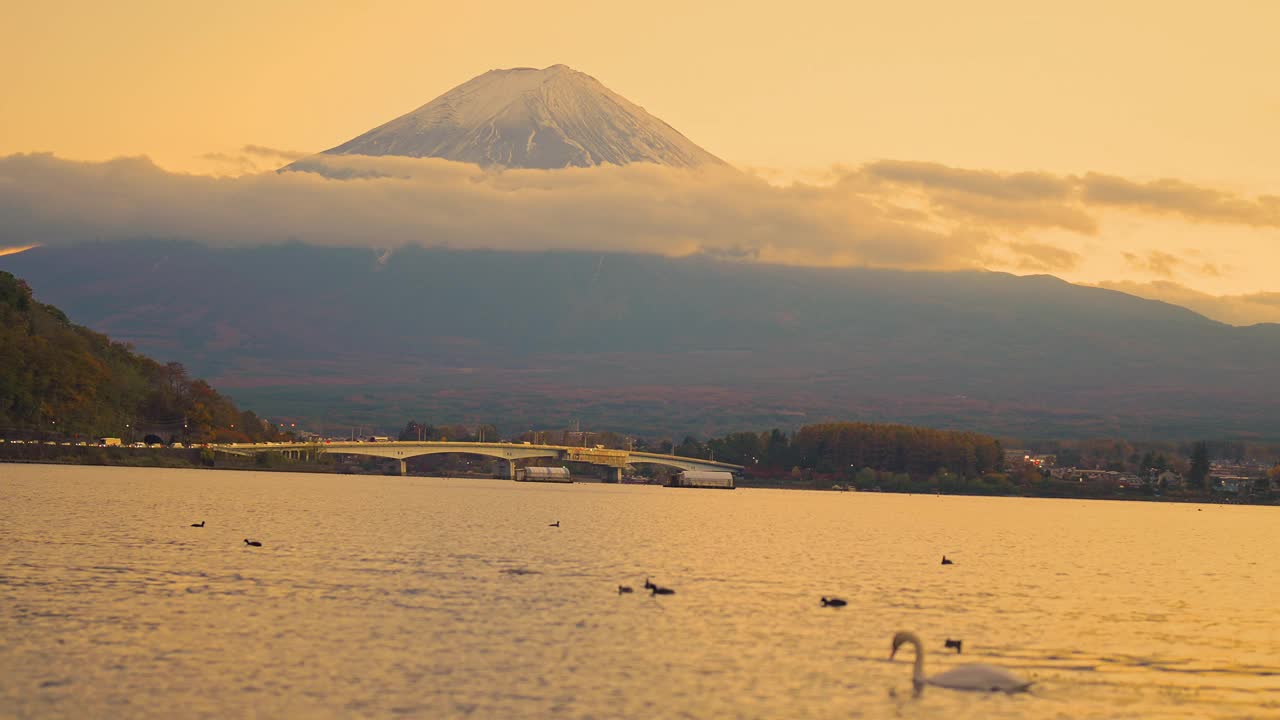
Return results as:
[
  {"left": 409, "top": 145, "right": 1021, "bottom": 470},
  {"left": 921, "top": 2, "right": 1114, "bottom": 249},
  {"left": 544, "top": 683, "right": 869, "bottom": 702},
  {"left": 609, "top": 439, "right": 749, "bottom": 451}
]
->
[
  {"left": 549, "top": 521, "right": 560, "bottom": 527},
  {"left": 650, "top": 586, "right": 675, "bottom": 596},
  {"left": 190, "top": 520, "right": 204, "bottom": 527},
  {"left": 941, "top": 556, "right": 954, "bottom": 565},
  {"left": 618, "top": 585, "right": 634, "bottom": 594},
  {"left": 821, "top": 597, "right": 847, "bottom": 607},
  {"left": 244, "top": 539, "right": 262, "bottom": 547},
  {"left": 643, "top": 577, "right": 656, "bottom": 590},
  {"left": 944, "top": 638, "right": 963, "bottom": 654}
]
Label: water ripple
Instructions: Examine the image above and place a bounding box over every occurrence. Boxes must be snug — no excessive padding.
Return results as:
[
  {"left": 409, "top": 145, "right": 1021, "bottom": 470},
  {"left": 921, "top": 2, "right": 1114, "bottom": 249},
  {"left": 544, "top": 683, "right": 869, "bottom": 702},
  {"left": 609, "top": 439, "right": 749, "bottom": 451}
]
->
[{"left": 2, "top": 466, "right": 1279, "bottom": 719}]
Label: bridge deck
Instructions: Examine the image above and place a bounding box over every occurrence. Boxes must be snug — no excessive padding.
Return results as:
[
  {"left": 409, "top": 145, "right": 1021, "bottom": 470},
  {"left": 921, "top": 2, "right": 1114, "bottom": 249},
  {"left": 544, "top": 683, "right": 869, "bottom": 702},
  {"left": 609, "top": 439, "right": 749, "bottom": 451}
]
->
[{"left": 218, "top": 440, "right": 742, "bottom": 471}]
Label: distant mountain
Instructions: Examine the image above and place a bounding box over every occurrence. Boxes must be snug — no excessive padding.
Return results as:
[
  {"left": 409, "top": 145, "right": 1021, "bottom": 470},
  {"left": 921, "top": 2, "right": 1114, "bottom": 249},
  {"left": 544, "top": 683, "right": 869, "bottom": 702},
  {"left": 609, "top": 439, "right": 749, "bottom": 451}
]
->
[
  {"left": 5, "top": 241, "right": 1279, "bottom": 440},
  {"left": 290, "top": 64, "right": 726, "bottom": 170}
]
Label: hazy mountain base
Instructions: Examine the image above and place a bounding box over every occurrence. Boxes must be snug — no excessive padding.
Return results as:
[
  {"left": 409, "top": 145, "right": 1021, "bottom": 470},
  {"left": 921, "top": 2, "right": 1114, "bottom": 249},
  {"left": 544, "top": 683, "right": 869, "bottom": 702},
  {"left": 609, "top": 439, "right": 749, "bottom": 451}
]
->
[
  {"left": 3, "top": 241, "right": 1278, "bottom": 440},
  {"left": 225, "top": 375, "right": 1264, "bottom": 441}
]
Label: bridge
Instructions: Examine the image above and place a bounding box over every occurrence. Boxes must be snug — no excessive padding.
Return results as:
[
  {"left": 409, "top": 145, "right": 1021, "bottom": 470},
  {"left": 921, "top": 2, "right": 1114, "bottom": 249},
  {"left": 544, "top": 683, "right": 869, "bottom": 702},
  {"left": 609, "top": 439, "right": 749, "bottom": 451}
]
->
[{"left": 217, "top": 440, "right": 742, "bottom": 481}]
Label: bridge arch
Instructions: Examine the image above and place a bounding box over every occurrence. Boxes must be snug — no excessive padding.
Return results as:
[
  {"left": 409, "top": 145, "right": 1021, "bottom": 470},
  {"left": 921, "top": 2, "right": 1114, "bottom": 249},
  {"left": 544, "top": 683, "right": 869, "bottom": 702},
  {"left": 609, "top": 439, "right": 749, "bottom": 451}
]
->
[
  {"left": 627, "top": 458, "right": 701, "bottom": 473},
  {"left": 323, "top": 446, "right": 560, "bottom": 463},
  {"left": 624, "top": 451, "right": 741, "bottom": 474},
  {"left": 319, "top": 443, "right": 561, "bottom": 477}
]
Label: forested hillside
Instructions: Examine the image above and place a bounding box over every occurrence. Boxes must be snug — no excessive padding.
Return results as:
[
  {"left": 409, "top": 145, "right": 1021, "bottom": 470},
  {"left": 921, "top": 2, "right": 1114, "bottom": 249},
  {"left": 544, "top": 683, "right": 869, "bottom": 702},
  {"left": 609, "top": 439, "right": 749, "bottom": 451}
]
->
[{"left": 0, "top": 271, "right": 281, "bottom": 443}]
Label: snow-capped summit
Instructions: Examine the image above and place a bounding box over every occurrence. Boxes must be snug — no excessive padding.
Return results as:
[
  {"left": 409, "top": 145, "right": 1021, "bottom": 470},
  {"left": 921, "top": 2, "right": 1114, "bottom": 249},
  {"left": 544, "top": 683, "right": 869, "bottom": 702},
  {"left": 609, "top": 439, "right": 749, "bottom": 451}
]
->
[{"left": 312, "top": 65, "right": 726, "bottom": 169}]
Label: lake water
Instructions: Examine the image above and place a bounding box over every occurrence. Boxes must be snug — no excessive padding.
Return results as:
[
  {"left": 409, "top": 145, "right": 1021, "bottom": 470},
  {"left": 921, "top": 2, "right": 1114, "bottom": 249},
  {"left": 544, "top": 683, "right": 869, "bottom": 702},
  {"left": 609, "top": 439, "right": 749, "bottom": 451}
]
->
[{"left": 1, "top": 464, "right": 1277, "bottom": 719}]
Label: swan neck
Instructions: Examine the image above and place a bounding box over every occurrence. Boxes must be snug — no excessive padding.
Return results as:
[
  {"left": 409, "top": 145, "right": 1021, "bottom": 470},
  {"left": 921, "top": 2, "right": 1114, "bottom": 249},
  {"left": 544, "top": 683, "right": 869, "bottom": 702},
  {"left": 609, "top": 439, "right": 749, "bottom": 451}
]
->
[{"left": 909, "top": 635, "right": 925, "bottom": 685}]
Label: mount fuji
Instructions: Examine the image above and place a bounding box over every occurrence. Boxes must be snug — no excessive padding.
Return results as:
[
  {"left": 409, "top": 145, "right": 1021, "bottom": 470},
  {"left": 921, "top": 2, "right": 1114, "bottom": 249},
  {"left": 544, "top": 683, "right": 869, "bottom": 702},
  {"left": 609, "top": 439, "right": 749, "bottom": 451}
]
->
[{"left": 299, "top": 64, "right": 726, "bottom": 170}]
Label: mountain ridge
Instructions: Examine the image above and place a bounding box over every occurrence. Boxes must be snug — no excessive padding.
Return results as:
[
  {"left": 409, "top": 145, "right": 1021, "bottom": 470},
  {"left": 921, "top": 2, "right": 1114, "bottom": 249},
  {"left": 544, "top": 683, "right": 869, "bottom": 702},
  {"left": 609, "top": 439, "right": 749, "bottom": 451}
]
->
[{"left": 4, "top": 241, "right": 1278, "bottom": 439}]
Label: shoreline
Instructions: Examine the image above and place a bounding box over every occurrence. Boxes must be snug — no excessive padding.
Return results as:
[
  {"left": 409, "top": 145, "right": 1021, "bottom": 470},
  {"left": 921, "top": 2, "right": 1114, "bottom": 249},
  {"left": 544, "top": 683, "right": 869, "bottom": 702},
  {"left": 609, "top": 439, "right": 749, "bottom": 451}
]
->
[{"left": 4, "top": 456, "right": 1273, "bottom": 507}]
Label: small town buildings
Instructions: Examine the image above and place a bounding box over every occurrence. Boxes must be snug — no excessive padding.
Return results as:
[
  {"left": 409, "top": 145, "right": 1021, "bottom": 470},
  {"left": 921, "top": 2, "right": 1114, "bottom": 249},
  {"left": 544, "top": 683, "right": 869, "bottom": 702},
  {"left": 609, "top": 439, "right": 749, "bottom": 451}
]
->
[
  {"left": 1213, "top": 475, "right": 1253, "bottom": 493},
  {"left": 1154, "top": 469, "right": 1182, "bottom": 488},
  {"left": 669, "top": 470, "right": 736, "bottom": 489}
]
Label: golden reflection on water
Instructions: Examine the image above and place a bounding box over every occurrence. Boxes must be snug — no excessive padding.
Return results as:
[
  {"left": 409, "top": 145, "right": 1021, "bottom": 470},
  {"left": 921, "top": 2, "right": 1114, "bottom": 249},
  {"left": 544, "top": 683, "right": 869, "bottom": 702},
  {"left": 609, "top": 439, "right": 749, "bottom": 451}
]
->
[{"left": 1, "top": 465, "right": 1278, "bottom": 719}]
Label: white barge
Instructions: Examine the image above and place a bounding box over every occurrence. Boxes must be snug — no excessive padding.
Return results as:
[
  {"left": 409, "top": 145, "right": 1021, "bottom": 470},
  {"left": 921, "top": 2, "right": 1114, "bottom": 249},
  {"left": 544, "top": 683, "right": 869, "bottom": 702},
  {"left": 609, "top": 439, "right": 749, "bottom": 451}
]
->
[{"left": 514, "top": 466, "right": 573, "bottom": 483}]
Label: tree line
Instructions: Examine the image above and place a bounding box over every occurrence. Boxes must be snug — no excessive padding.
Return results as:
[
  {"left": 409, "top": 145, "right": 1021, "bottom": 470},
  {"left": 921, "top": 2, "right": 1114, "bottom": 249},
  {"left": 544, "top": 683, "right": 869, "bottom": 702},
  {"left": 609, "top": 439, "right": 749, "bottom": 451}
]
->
[{"left": 691, "top": 423, "right": 1003, "bottom": 479}]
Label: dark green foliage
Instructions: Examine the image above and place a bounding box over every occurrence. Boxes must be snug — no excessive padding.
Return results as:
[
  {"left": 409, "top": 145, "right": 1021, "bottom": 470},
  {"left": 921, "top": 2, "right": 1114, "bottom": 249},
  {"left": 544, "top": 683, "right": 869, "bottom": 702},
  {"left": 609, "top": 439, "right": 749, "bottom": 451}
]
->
[
  {"left": 790, "top": 422, "right": 1000, "bottom": 479},
  {"left": 0, "top": 271, "right": 281, "bottom": 443},
  {"left": 398, "top": 420, "right": 431, "bottom": 441},
  {"left": 704, "top": 422, "right": 1002, "bottom": 481},
  {"left": 675, "top": 435, "right": 705, "bottom": 459},
  {"left": 1188, "top": 441, "right": 1210, "bottom": 489}
]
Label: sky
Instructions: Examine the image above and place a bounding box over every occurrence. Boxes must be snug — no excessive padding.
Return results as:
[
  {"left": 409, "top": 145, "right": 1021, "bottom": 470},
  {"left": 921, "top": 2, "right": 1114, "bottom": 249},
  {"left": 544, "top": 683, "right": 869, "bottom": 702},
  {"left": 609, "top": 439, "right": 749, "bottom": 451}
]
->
[{"left": 2, "top": 0, "right": 1278, "bottom": 319}]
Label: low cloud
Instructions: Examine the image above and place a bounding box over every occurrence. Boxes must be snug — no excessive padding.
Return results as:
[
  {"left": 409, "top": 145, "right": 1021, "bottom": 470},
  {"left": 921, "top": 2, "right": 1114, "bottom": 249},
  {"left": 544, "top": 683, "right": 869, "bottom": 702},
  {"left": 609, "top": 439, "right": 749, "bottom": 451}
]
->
[
  {"left": 1006, "top": 241, "right": 1080, "bottom": 272},
  {"left": 199, "top": 144, "right": 309, "bottom": 175},
  {"left": 863, "top": 160, "right": 1074, "bottom": 201},
  {"left": 0, "top": 153, "right": 983, "bottom": 270},
  {"left": 851, "top": 160, "right": 1095, "bottom": 234},
  {"left": 1, "top": 152, "right": 1276, "bottom": 284},
  {"left": 1098, "top": 280, "right": 1280, "bottom": 326},
  {"left": 1123, "top": 250, "right": 1183, "bottom": 278},
  {"left": 199, "top": 151, "right": 260, "bottom": 175},
  {"left": 855, "top": 161, "right": 1280, "bottom": 231},
  {"left": 1121, "top": 250, "right": 1225, "bottom": 280},
  {"left": 1083, "top": 174, "right": 1280, "bottom": 227},
  {"left": 241, "top": 145, "right": 308, "bottom": 161}
]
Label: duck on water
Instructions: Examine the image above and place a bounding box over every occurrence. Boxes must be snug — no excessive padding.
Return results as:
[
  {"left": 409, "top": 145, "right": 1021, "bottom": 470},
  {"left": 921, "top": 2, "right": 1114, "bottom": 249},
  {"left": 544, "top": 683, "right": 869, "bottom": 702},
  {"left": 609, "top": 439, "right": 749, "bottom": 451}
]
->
[{"left": 642, "top": 578, "right": 675, "bottom": 595}]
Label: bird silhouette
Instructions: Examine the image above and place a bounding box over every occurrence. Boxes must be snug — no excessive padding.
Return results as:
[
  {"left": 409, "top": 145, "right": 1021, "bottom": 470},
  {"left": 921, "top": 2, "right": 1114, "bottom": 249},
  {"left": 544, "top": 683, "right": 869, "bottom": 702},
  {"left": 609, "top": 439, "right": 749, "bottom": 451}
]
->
[
  {"left": 650, "top": 586, "right": 675, "bottom": 596},
  {"left": 643, "top": 577, "right": 656, "bottom": 590},
  {"left": 944, "top": 638, "right": 963, "bottom": 654},
  {"left": 821, "top": 597, "right": 848, "bottom": 607},
  {"left": 549, "top": 521, "right": 560, "bottom": 527},
  {"left": 941, "top": 556, "right": 954, "bottom": 565},
  {"left": 190, "top": 520, "right": 204, "bottom": 527},
  {"left": 618, "top": 585, "right": 634, "bottom": 594},
  {"left": 243, "top": 538, "right": 262, "bottom": 547}
]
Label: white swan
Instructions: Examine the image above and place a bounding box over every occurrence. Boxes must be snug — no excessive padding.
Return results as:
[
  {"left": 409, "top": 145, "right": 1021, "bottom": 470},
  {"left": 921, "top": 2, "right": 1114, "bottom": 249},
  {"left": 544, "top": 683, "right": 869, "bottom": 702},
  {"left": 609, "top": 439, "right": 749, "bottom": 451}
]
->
[{"left": 891, "top": 631, "right": 1032, "bottom": 693}]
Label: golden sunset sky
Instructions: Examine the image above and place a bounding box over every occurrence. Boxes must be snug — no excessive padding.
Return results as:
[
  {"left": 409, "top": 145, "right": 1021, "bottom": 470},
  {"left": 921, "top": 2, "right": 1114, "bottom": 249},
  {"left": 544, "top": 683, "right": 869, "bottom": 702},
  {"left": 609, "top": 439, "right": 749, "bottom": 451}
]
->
[{"left": 3, "top": 1, "right": 1278, "bottom": 314}]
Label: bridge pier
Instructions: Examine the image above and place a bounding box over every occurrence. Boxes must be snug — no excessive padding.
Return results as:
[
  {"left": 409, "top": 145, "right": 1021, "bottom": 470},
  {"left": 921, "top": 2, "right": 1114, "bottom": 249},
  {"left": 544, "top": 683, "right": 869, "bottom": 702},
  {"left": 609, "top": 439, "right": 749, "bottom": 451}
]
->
[
  {"left": 497, "top": 459, "right": 515, "bottom": 480},
  {"left": 605, "top": 466, "right": 623, "bottom": 483},
  {"left": 397, "top": 459, "right": 406, "bottom": 476}
]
